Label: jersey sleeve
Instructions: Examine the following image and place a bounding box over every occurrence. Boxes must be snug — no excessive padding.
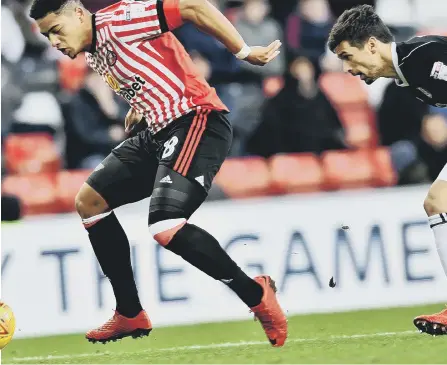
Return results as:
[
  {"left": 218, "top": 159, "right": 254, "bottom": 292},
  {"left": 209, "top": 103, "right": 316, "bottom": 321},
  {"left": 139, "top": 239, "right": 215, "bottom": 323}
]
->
[
  {"left": 400, "top": 36, "right": 447, "bottom": 82},
  {"left": 427, "top": 40, "right": 447, "bottom": 83},
  {"left": 111, "top": 0, "right": 183, "bottom": 44}
]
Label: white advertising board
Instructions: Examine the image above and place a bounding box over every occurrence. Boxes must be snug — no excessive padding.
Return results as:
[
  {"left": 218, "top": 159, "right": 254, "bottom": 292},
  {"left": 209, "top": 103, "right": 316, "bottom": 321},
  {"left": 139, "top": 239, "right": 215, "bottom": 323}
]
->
[{"left": 2, "top": 185, "right": 446, "bottom": 338}]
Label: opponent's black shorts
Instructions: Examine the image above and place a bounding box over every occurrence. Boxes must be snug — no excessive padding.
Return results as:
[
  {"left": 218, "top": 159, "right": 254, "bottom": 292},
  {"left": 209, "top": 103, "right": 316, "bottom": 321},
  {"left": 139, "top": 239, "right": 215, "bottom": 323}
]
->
[{"left": 86, "top": 107, "right": 232, "bottom": 210}]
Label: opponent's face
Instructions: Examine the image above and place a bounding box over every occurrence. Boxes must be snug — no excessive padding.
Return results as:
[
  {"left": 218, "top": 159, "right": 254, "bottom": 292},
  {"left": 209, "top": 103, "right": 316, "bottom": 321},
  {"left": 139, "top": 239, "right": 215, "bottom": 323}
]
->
[
  {"left": 37, "top": 8, "right": 88, "bottom": 59},
  {"left": 335, "top": 39, "right": 384, "bottom": 85}
]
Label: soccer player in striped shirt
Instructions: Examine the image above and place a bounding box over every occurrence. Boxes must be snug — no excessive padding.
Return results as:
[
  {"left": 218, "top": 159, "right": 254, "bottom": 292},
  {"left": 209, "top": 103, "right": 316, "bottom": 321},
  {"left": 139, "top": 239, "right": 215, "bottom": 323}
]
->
[
  {"left": 328, "top": 5, "right": 447, "bottom": 336},
  {"left": 30, "top": 0, "right": 287, "bottom": 346}
]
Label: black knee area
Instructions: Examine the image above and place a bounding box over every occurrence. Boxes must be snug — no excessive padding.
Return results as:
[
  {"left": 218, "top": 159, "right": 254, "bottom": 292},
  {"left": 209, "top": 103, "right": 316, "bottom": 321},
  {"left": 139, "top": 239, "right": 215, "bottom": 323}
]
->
[
  {"left": 166, "top": 223, "right": 205, "bottom": 255},
  {"left": 149, "top": 165, "right": 207, "bottom": 225}
]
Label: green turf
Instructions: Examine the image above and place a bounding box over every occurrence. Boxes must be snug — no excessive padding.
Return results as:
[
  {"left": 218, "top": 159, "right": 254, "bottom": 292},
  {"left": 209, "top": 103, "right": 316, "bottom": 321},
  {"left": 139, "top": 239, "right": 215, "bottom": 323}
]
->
[{"left": 3, "top": 304, "right": 446, "bottom": 364}]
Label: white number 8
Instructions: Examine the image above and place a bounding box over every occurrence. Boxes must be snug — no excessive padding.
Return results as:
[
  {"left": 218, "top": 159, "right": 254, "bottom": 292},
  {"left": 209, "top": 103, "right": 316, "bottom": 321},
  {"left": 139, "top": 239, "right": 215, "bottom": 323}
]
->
[{"left": 162, "top": 136, "right": 179, "bottom": 159}]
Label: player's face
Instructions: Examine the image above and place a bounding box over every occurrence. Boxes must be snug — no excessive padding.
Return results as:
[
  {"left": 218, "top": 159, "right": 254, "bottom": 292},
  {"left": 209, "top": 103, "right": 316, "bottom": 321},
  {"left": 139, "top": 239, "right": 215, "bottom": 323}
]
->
[
  {"left": 335, "top": 40, "right": 384, "bottom": 85},
  {"left": 36, "top": 8, "right": 88, "bottom": 59}
]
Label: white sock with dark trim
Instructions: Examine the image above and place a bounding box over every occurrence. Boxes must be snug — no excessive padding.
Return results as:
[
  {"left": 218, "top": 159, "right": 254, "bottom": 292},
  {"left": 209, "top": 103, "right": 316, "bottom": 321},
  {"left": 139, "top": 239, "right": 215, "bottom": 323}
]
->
[{"left": 429, "top": 213, "right": 447, "bottom": 277}]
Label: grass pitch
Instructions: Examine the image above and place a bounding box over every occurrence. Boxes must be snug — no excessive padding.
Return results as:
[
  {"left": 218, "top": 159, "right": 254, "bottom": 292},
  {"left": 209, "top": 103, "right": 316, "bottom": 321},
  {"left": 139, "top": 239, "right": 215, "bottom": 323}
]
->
[{"left": 3, "top": 303, "right": 446, "bottom": 364}]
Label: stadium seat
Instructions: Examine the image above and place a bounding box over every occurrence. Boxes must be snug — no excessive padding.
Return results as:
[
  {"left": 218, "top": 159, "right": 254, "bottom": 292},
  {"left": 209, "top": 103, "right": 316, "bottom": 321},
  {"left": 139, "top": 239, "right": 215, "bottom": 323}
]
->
[
  {"left": 321, "top": 149, "right": 376, "bottom": 190},
  {"left": 417, "top": 29, "right": 447, "bottom": 37},
  {"left": 321, "top": 148, "right": 398, "bottom": 190},
  {"left": 268, "top": 153, "right": 324, "bottom": 194},
  {"left": 319, "top": 72, "right": 379, "bottom": 148},
  {"left": 58, "top": 54, "right": 88, "bottom": 93},
  {"left": 56, "top": 169, "right": 93, "bottom": 213},
  {"left": 338, "top": 107, "right": 379, "bottom": 148},
  {"left": 263, "top": 76, "right": 284, "bottom": 98},
  {"left": 4, "top": 133, "right": 62, "bottom": 175},
  {"left": 319, "top": 72, "right": 369, "bottom": 105},
  {"left": 213, "top": 157, "right": 272, "bottom": 198},
  {"left": 371, "top": 147, "right": 398, "bottom": 187},
  {"left": 1, "top": 174, "right": 60, "bottom": 215}
]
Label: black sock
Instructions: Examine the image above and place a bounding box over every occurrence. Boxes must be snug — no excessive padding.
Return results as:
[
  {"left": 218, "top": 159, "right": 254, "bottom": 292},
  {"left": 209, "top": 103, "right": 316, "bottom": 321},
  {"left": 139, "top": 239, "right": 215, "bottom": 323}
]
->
[
  {"left": 85, "top": 212, "right": 142, "bottom": 317},
  {"left": 165, "top": 223, "right": 263, "bottom": 307}
]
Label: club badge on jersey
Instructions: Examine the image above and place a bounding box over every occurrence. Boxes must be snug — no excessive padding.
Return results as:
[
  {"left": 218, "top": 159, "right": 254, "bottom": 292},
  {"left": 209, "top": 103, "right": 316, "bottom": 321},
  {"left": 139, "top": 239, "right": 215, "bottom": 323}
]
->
[
  {"left": 430, "top": 61, "right": 447, "bottom": 82},
  {"left": 106, "top": 50, "right": 117, "bottom": 66}
]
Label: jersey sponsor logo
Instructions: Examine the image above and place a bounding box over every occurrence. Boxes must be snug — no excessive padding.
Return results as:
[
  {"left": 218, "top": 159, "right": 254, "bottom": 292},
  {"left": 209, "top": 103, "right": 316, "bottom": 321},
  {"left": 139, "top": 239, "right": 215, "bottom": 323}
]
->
[
  {"left": 105, "top": 73, "right": 120, "bottom": 92},
  {"left": 119, "top": 75, "right": 146, "bottom": 101},
  {"left": 430, "top": 61, "right": 447, "bottom": 81},
  {"left": 417, "top": 87, "right": 432, "bottom": 98},
  {"left": 106, "top": 50, "right": 117, "bottom": 66}
]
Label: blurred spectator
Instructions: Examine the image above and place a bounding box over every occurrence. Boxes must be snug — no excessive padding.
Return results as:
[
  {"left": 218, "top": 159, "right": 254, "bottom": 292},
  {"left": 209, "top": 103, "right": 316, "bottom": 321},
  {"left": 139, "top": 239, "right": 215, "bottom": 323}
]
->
[
  {"left": 1, "top": 56, "right": 24, "bottom": 139},
  {"left": 247, "top": 53, "right": 345, "bottom": 157},
  {"left": 82, "top": 0, "right": 116, "bottom": 12},
  {"left": 234, "top": 0, "right": 284, "bottom": 77},
  {"left": 63, "top": 70, "right": 128, "bottom": 169},
  {"left": 285, "top": 0, "right": 333, "bottom": 66},
  {"left": 377, "top": 82, "right": 447, "bottom": 184},
  {"left": 419, "top": 111, "right": 447, "bottom": 181},
  {"left": 376, "top": 0, "right": 447, "bottom": 30},
  {"left": 1, "top": 194, "right": 22, "bottom": 221},
  {"left": 3, "top": 0, "right": 49, "bottom": 58},
  {"left": 327, "top": 0, "right": 376, "bottom": 17},
  {"left": 174, "top": 0, "right": 240, "bottom": 113},
  {"left": 1, "top": 1, "right": 25, "bottom": 64},
  {"left": 2, "top": 0, "right": 61, "bottom": 142},
  {"left": 230, "top": 0, "right": 285, "bottom": 156}
]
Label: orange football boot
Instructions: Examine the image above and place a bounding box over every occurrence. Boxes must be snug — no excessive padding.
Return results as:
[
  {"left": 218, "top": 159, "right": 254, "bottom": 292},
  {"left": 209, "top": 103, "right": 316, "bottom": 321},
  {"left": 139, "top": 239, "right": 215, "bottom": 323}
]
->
[
  {"left": 250, "top": 275, "right": 288, "bottom": 347},
  {"left": 413, "top": 307, "right": 447, "bottom": 336},
  {"left": 86, "top": 310, "right": 152, "bottom": 344}
]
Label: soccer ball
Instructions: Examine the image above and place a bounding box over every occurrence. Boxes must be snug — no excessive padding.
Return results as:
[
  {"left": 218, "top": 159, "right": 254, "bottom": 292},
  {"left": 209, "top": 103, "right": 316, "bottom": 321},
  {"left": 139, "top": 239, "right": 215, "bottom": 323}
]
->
[{"left": 0, "top": 302, "right": 16, "bottom": 349}]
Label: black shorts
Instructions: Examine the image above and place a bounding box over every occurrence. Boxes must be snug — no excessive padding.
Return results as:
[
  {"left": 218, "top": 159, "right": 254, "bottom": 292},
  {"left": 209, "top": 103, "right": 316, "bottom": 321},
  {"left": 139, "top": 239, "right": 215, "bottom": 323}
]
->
[{"left": 86, "top": 107, "right": 232, "bottom": 210}]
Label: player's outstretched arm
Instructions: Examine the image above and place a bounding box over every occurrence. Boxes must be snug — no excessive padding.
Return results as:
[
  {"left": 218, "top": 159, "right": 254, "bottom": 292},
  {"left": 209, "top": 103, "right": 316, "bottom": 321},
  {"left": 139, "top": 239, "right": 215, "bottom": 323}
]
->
[{"left": 178, "top": 0, "right": 281, "bottom": 66}]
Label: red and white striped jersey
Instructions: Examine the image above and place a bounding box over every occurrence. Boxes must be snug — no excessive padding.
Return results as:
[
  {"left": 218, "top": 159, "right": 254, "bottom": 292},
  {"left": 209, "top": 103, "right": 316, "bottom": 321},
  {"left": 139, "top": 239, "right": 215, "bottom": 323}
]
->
[{"left": 85, "top": 0, "right": 228, "bottom": 134}]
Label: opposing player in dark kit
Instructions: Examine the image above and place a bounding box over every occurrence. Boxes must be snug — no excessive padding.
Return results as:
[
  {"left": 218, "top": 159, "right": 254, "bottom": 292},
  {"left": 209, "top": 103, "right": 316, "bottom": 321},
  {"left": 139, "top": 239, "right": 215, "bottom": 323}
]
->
[
  {"left": 29, "top": 0, "right": 287, "bottom": 346},
  {"left": 328, "top": 4, "right": 447, "bottom": 336}
]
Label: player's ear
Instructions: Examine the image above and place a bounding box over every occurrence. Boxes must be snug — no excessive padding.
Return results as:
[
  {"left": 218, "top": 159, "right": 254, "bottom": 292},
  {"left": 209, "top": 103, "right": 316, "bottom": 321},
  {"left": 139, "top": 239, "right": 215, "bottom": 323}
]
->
[
  {"left": 367, "top": 37, "right": 378, "bottom": 54},
  {"left": 75, "top": 6, "right": 85, "bottom": 22}
]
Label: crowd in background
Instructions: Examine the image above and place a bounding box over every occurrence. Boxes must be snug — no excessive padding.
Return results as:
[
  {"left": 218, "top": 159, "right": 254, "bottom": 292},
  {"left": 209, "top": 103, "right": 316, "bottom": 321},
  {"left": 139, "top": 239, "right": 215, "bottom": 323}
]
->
[{"left": 2, "top": 0, "right": 447, "bottom": 192}]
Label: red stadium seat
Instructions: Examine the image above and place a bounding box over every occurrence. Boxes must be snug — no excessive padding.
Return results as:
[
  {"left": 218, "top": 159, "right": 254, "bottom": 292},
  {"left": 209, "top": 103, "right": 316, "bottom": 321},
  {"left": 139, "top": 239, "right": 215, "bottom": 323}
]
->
[
  {"left": 58, "top": 54, "right": 88, "bottom": 93},
  {"left": 56, "top": 169, "right": 93, "bottom": 213},
  {"left": 321, "top": 149, "right": 376, "bottom": 190},
  {"left": 417, "top": 29, "right": 447, "bottom": 37},
  {"left": 268, "top": 153, "right": 324, "bottom": 194},
  {"left": 321, "top": 148, "right": 398, "bottom": 190},
  {"left": 214, "top": 157, "right": 272, "bottom": 198},
  {"left": 319, "top": 72, "right": 369, "bottom": 105},
  {"left": 319, "top": 72, "right": 379, "bottom": 148},
  {"left": 263, "top": 76, "right": 284, "bottom": 98},
  {"left": 4, "top": 133, "right": 62, "bottom": 175},
  {"left": 371, "top": 147, "right": 398, "bottom": 187},
  {"left": 1, "top": 174, "right": 60, "bottom": 215},
  {"left": 338, "top": 107, "right": 379, "bottom": 148}
]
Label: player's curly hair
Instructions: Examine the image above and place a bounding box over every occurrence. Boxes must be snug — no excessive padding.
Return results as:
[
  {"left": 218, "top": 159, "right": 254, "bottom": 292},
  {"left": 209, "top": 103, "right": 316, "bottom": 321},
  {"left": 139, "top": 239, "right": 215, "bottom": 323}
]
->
[
  {"left": 327, "top": 5, "right": 393, "bottom": 52},
  {"left": 29, "top": 0, "right": 84, "bottom": 20}
]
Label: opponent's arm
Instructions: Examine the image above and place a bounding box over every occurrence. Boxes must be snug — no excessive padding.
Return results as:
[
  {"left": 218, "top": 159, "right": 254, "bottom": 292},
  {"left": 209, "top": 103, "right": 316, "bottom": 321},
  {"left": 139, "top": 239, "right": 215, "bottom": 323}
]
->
[{"left": 178, "top": 0, "right": 281, "bottom": 66}]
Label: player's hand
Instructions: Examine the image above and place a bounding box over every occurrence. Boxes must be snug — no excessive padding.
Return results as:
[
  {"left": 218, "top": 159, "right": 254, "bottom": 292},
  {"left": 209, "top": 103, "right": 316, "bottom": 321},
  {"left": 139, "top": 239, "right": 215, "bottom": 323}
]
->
[
  {"left": 245, "top": 40, "right": 282, "bottom": 66},
  {"left": 125, "top": 108, "right": 144, "bottom": 134}
]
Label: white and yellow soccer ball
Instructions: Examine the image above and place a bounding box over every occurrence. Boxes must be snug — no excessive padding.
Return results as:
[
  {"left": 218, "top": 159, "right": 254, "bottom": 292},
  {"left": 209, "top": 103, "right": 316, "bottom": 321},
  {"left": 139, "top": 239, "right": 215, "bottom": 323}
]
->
[{"left": 0, "top": 302, "right": 16, "bottom": 349}]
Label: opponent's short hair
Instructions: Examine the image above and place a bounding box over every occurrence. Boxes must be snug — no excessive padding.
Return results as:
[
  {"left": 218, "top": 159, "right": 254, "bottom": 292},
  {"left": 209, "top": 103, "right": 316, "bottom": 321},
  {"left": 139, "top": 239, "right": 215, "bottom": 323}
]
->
[
  {"left": 327, "top": 4, "right": 393, "bottom": 52},
  {"left": 29, "top": 0, "right": 83, "bottom": 20}
]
